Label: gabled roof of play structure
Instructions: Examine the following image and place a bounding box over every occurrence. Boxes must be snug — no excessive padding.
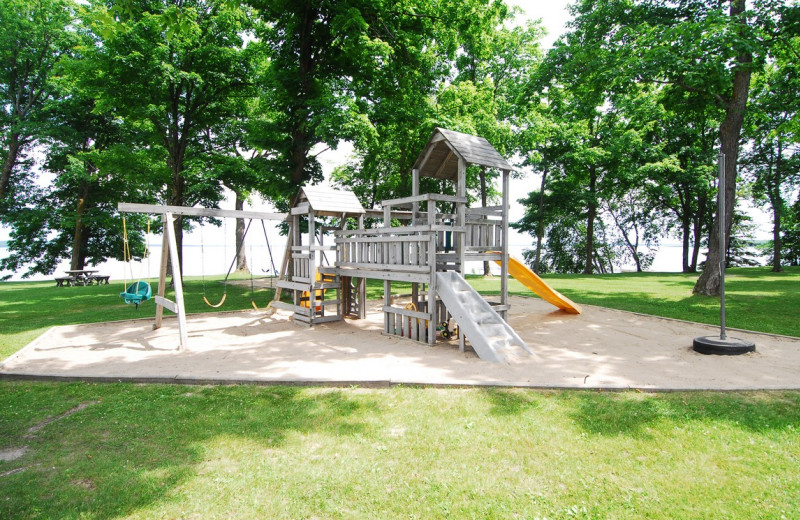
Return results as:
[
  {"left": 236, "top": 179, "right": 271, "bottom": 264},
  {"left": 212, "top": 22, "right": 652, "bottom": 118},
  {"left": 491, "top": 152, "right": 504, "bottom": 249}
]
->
[
  {"left": 413, "top": 127, "right": 514, "bottom": 181},
  {"left": 296, "top": 185, "right": 365, "bottom": 217}
]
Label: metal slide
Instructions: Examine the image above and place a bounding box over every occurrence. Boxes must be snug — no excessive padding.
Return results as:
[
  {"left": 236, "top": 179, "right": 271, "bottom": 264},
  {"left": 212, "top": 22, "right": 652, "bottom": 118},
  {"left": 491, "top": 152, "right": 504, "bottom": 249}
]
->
[{"left": 436, "top": 271, "right": 532, "bottom": 363}]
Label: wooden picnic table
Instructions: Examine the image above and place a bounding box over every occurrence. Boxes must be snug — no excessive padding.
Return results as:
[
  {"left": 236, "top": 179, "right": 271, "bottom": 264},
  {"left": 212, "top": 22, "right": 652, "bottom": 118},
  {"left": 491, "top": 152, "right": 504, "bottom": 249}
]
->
[{"left": 56, "top": 270, "right": 109, "bottom": 287}]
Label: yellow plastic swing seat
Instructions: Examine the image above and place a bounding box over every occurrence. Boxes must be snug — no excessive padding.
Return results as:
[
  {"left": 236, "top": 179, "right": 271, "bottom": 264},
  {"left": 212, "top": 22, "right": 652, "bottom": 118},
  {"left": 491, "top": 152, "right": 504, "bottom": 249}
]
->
[{"left": 203, "top": 293, "right": 227, "bottom": 308}]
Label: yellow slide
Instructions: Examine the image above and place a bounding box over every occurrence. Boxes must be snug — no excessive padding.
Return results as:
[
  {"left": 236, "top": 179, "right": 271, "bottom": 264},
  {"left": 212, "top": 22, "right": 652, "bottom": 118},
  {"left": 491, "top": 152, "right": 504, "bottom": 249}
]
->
[{"left": 496, "top": 257, "right": 583, "bottom": 314}]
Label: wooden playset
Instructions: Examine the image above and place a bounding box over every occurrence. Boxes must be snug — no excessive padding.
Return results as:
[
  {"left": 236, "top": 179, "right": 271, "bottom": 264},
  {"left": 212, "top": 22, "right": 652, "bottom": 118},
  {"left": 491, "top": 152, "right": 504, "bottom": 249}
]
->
[{"left": 118, "top": 128, "right": 581, "bottom": 362}]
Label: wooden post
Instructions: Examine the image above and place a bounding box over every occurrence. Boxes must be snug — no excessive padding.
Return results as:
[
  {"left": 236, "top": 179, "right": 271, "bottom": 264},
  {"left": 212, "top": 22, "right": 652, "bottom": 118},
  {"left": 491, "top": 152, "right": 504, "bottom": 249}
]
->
[
  {"left": 154, "top": 214, "right": 170, "bottom": 330},
  {"left": 457, "top": 158, "right": 467, "bottom": 353},
  {"left": 412, "top": 168, "right": 420, "bottom": 225},
  {"left": 383, "top": 204, "right": 392, "bottom": 334},
  {"left": 308, "top": 209, "right": 317, "bottom": 320},
  {"left": 427, "top": 197, "right": 437, "bottom": 345},
  {"left": 501, "top": 169, "right": 510, "bottom": 320},
  {"left": 358, "top": 213, "right": 366, "bottom": 320},
  {"left": 292, "top": 213, "right": 301, "bottom": 309},
  {"left": 165, "top": 212, "right": 189, "bottom": 350},
  {"left": 412, "top": 167, "right": 420, "bottom": 311},
  {"left": 457, "top": 159, "right": 466, "bottom": 275}
]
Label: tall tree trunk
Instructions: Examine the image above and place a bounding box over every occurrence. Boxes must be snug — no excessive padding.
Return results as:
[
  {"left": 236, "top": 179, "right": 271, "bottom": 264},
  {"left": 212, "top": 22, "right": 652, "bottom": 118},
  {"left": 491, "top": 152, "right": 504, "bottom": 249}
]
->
[
  {"left": 681, "top": 216, "right": 691, "bottom": 273},
  {"left": 608, "top": 205, "right": 642, "bottom": 272},
  {"left": 678, "top": 185, "right": 691, "bottom": 272},
  {"left": 691, "top": 215, "right": 702, "bottom": 273},
  {"left": 690, "top": 193, "right": 707, "bottom": 272},
  {"left": 480, "top": 167, "right": 490, "bottom": 276},
  {"left": 693, "top": 0, "right": 751, "bottom": 295},
  {"left": 234, "top": 192, "right": 249, "bottom": 273},
  {"left": 770, "top": 142, "right": 783, "bottom": 272},
  {"left": 771, "top": 200, "right": 782, "bottom": 272},
  {"left": 290, "top": 128, "right": 309, "bottom": 186},
  {"left": 166, "top": 169, "right": 186, "bottom": 283},
  {"left": 534, "top": 166, "right": 548, "bottom": 274},
  {"left": 583, "top": 165, "right": 597, "bottom": 274},
  {"left": 0, "top": 133, "right": 22, "bottom": 199},
  {"left": 288, "top": 3, "right": 316, "bottom": 190},
  {"left": 70, "top": 181, "right": 91, "bottom": 270}
]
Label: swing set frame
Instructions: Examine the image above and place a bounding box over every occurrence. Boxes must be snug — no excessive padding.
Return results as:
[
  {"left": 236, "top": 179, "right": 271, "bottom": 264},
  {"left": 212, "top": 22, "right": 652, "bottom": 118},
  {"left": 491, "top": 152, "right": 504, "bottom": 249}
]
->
[{"left": 117, "top": 202, "right": 286, "bottom": 351}]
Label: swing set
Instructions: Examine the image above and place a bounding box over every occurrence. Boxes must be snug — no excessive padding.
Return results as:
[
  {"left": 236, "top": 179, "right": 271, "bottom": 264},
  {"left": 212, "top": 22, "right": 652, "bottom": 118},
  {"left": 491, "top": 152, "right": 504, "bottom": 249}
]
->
[
  {"left": 199, "top": 217, "right": 279, "bottom": 311},
  {"left": 120, "top": 216, "right": 153, "bottom": 308},
  {"left": 117, "top": 202, "right": 286, "bottom": 350}
]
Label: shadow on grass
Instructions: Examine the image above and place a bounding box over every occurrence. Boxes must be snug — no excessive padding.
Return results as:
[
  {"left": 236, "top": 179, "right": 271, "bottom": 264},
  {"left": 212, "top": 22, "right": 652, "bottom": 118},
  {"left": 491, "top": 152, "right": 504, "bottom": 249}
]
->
[
  {"left": 570, "top": 391, "right": 800, "bottom": 438},
  {"left": 481, "top": 388, "right": 540, "bottom": 416},
  {"left": 0, "top": 383, "right": 379, "bottom": 520}
]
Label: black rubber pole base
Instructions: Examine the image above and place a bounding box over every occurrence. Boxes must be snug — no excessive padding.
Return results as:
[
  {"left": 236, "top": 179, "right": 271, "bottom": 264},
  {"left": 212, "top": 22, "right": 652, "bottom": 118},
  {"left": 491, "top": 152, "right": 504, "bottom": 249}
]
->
[{"left": 693, "top": 335, "right": 755, "bottom": 355}]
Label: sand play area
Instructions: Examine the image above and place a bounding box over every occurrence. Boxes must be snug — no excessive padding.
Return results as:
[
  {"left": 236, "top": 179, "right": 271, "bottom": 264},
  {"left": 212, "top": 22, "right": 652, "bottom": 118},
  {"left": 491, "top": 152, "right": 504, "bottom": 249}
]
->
[{"left": 2, "top": 295, "right": 798, "bottom": 390}]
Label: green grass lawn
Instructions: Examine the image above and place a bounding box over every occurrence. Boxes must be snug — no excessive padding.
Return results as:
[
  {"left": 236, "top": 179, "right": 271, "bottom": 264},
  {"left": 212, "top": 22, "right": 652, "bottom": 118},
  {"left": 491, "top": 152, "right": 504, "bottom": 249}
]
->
[
  {"left": 1, "top": 269, "right": 799, "bottom": 518},
  {"left": 467, "top": 266, "right": 800, "bottom": 338},
  {"left": 1, "top": 383, "right": 799, "bottom": 519}
]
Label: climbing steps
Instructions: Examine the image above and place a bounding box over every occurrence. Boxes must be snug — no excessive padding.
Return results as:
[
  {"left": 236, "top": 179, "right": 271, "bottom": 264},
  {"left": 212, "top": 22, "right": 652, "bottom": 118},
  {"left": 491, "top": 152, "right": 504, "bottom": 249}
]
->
[{"left": 435, "top": 271, "right": 532, "bottom": 363}]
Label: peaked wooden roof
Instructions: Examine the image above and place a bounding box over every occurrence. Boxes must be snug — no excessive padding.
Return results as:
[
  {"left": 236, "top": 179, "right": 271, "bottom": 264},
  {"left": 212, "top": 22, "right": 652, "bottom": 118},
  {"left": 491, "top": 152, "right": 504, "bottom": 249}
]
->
[
  {"left": 296, "top": 186, "right": 365, "bottom": 217},
  {"left": 413, "top": 128, "right": 514, "bottom": 181}
]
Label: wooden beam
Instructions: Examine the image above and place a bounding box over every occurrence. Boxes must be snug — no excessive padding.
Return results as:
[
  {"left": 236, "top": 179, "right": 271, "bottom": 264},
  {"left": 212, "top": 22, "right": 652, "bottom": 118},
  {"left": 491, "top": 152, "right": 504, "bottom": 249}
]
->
[
  {"left": 382, "top": 193, "right": 467, "bottom": 207},
  {"left": 457, "top": 157, "right": 467, "bottom": 353},
  {"left": 501, "top": 169, "right": 510, "bottom": 321},
  {"left": 165, "top": 212, "right": 188, "bottom": 350},
  {"left": 290, "top": 203, "right": 310, "bottom": 215},
  {"left": 427, "top": 200, "right": 437, "bottom": 345},
  {"left": 154, "top": 214, "right": 170, "bottom": 330},
  {"left": 466, "top": 206, "right": 503, "bottom": 216},
  {"left": 118, "top": 202, "right": 285, "bottom": 221},
  {"left": 434, "top": 150, "right": 454, "bottom": 179},
  {"left": 363, "top": 209, "right": 414, "bottom": 220},
  {"left": 153, "top": 295, "right": 177, "bottom": 313}
]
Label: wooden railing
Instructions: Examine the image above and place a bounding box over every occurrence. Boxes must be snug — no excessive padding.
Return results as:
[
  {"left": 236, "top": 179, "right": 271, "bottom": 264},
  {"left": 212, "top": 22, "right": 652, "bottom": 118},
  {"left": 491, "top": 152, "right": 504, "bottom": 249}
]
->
[
  {"left": 465, "top": 206, "right": 504, "bottom": 252},
  {"left": 292, "top": 251, "right": 312, "bottom": 283},
  {"left": 383, "top": 304, "right": 429, "bottom": 342},
  {"left": 334, "top": 228, "right": 433, "bottom": 272}
]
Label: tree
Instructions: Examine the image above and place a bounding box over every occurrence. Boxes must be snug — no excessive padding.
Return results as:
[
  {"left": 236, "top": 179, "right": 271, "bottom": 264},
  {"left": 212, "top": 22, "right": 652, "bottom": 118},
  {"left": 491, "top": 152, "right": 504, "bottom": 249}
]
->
[
  {"left": 0, "top": 90, "right": 156, "bottom": 276},
  {"left": 250, "top": 0, "right": 428, "bottom": 207},
  {"left": 631, "top": 85, "right": 719, "bottom": 273},
  {"left": 0, "top": 0, "right": 78, "bottom": 200},
  {"left": 552, "top": 0, "right": 792, "bottom": 289},
  {"left": 514, "top": 89, "right": 574, "bottom": 274},
  {"left": 605, "top": 189, "right": 662, "bottom": 272},
  {"left": 327, "top": 1, "right": 518, "bottom": 208},
  {"left": 447, "top": 18, "right": 543, "bottom": 274},
  {"left": 781, "top": 200, "right": 800, "bottom": 266},
  {"left": 527, "top": 3, "right": 642, "bottom": 275},
  {"left": 743, "top": 58, "right": 800, "bottom": 271},
  {"left": 83, "top": 0, "right": 255, "bottom": 276}
]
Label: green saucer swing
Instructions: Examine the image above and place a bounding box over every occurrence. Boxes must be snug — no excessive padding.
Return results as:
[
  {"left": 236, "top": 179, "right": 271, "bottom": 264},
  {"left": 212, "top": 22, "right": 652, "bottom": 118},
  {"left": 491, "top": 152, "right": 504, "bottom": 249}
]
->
[{"left": 120, "top": 280, "right": 152, "bottom": 309}]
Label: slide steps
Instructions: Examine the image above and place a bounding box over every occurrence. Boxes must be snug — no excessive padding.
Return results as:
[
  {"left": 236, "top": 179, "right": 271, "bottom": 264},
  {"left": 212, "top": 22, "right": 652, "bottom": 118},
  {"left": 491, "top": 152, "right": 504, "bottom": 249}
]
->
[{"left": 435, "top": 271, "right": 532, "bottom": 364}]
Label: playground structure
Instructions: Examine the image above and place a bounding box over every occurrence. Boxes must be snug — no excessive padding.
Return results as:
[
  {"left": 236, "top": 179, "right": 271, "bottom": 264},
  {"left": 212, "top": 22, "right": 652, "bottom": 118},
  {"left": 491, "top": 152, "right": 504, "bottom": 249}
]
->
[
  {"left": 270, "top": 128, "right": 580, "bottom": 363},
  {"left": 118, "top": 128, "right": 581, "bottom": 363}
]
